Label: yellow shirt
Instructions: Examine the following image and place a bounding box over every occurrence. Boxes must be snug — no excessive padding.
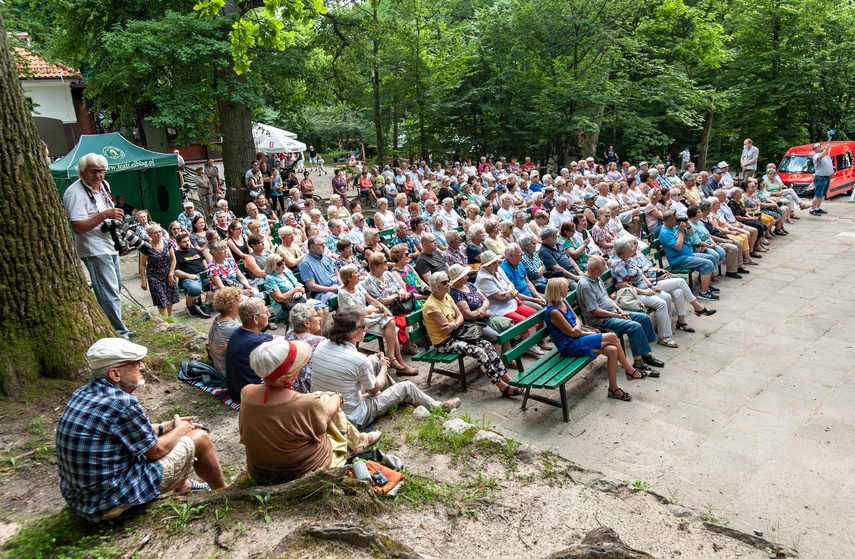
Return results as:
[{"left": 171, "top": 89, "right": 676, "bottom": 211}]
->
[
  {"left": 683, "top": 186, "right": 702, "bottom": 206},
  {"left": 423, "top": 293, "right": 457, "bottom": 346}
]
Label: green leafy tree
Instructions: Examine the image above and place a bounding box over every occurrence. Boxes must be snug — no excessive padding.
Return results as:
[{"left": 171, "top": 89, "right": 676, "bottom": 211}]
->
[
  {"left": 717, "top": 0, "right": 855, "bottom": 162},
  {"left": 42, "top": 0, "right": 320, "bottom": 203}
]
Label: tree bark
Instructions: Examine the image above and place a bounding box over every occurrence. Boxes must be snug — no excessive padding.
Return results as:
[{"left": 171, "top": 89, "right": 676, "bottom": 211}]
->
[
  {"left": 699, "top": 100, "right": 715, "bottom": 171},
  {"left": 0, "top": 12, "right": 115, "bottom": 398},
  {"left": 371, "top": 4, "right": 384, "bottom": 165},
  {"left": 140, "top": 118, "right": 168, "bottom": 153},
  {"left": 217, "top": 71, "right": 255, "bottom": 211}
]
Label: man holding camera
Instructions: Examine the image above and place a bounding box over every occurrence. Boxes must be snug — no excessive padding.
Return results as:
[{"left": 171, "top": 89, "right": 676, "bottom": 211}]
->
[
  {"left": 810, "top": 134, "right": 834, "bottom": 216},
  {"left": 62, "top": 153, "right": 131, "bottom": 338},
  {"left": 659, "top": 211, "right": 720, "bottom": 301}
]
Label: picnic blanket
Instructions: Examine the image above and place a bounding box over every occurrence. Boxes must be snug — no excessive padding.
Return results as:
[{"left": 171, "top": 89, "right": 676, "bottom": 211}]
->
[{"left": 178, "top": 361, "right": 240, "bottom": 411}]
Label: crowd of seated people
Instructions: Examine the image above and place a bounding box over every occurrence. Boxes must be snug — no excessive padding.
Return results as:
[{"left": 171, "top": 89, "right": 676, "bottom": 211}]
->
[{"left": 113, "top": 151, "right": 809, "bottom": 486}]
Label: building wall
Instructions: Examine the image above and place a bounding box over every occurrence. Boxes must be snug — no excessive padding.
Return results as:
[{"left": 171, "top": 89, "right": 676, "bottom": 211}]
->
[{"left": 21, "top": 79, "right": 78, "bottom": 124}]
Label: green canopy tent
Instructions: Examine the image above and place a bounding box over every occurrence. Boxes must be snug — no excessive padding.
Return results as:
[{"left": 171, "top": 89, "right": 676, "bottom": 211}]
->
[{"left": 51, "top": 133, "right": 183, "bottom": 227}]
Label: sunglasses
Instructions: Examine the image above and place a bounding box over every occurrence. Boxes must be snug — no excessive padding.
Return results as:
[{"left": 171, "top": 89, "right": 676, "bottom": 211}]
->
[{"left": 440, "top": 279, "right": 450, "bottom": 285}]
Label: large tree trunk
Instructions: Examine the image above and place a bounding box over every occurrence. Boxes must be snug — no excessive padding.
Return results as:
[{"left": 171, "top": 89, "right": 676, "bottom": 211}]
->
[
  {"left": 217, "top": 71, "right": 255, "bottom": 211},
  {"left": 699, "top": 101, "right": 715, "bottom": 171},
  {"left": 371, "top": 6, "right": 384, "bottom": 166},
  {"left": 0, "top": 12, "right": 114, "bottom": 398}
]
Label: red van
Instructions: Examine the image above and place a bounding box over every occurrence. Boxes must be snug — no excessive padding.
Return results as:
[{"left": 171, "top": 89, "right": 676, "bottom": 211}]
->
[{"left": 777, "top": 141, "right": 855, "bottom": 198}]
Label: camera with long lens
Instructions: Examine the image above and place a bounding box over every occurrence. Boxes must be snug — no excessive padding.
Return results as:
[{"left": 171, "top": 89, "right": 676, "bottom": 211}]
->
[{"left": 100, "top": 214, "right": 152, "bottom": 256}]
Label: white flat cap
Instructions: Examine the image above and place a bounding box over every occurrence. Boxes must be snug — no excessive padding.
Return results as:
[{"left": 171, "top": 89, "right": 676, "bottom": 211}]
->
[{"left": 86, "top": 338, "right": 147, "bottom": 370}]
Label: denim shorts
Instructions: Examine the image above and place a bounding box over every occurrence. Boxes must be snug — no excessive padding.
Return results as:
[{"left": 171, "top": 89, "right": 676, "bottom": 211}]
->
[{"left": 813, "top": 175, "right": 831, "bottom": 198}]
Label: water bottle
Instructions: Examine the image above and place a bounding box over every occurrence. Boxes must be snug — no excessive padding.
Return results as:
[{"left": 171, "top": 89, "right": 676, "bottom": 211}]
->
[{"left": 352, "top": 459, "right": 371, "bottom": 482}]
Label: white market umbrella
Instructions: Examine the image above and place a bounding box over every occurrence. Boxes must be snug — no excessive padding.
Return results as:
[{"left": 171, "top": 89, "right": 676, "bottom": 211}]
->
[{"left": 253, "top": 123, "right": 306, "bottom": 153}]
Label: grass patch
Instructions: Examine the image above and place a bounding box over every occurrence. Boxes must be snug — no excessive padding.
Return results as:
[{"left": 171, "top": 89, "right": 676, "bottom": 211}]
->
[
  {"left": 405, "top": 408, "right": 473, "bottom": 461},
  {"left": 394, "top": 471, "right": 497, "bottom": 508},
  {"left": 539, "top": 448, "right": 567, "bottom": 483},
  {"left": 25, "top": 418, "right": 50, "bottom": 440},
  {"left": 699, "top": 502, "right": 730, "bottom": 526},
  {"left": 3, "top": 509, "right": 124, "bottom": 559}
]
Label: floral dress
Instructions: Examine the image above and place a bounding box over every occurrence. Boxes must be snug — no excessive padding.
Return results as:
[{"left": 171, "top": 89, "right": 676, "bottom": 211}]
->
[
  {"left": 392, "top": 264, "right": 427, "bottom": 309},
  {"left": 591, "top": 224, "right": 616, "bottom": 257},
  {"left": 561, "top": 234, "right": 588, "bottom": 271},
  {"left": 146, "top": 243, "right": 179, "bottom": 308}
]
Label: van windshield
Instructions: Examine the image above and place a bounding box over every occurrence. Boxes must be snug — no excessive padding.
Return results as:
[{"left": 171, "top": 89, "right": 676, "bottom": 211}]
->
[{"left": 779, "top": 156, "right": 815, "bottom": 174}]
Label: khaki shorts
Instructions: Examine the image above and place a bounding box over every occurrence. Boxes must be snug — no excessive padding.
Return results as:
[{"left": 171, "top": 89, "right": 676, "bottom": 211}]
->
[
  {"left": 158, "top": 436, "right": 196, "bottom": 493},
  {"left": 102, "top": 436, "right": 196, "bottom": 520}
]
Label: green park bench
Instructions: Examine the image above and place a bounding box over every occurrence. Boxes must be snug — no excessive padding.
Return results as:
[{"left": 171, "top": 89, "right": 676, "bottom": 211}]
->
[
  {"left": 409, "top": 310, "right": 476, "bottom": 391},
  {"left": 501, "top": 291, "right": 602, "bottom": 422}
]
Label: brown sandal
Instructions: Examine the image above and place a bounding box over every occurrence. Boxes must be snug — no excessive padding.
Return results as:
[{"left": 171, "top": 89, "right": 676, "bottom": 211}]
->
[
  {"left": 351, "top": 431, "right": 383, "bottom": 455},
  {"left": 390, "top": 360, "right": 419, "bottom": 376}
]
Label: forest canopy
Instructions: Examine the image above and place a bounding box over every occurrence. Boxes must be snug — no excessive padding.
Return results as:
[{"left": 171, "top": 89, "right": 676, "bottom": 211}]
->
[{"left": 6, "top": 0, "right": 854, "bottom": 168}]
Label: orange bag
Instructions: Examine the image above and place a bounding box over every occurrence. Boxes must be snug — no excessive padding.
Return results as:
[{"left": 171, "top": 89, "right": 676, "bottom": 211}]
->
[{"left": 348, "top": 460, "right": 406, "bottom": 495}]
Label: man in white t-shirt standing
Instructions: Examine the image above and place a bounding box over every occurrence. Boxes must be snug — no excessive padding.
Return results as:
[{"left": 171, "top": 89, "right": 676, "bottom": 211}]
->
[
  {"left": 740, "top": 139, "right": 759, "bottom": 181},
  {"left": 679, "top": 148, "right": 691, "bottom": 171},
  {"left": 62, "top": 153, "right": 131, "bottom": 338}
]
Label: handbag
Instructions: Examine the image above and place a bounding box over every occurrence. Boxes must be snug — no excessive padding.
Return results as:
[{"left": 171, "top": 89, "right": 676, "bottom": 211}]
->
[
  {"left": 389, "top": 295, "right": 416, "bottom": 316},
  {"left": 452, "top": 321, "right": 484, "bottom": 343},
  {"left": 487, "top": 315, "right": 514, "bottom": 333},
  {"left": 282, "top": 294, "right": 308, "bottom": 312},
  {"left": 615, "top": 287, "right": 646, "bottom": 312}
]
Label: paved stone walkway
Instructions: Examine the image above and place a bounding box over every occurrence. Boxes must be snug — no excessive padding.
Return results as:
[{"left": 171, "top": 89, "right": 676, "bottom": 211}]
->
[
  {"left": 113, "top": 183, "right": 854, "bottom": 558},
  {"left": 418, "top": 198, "right": 855, "bottom": 559}
]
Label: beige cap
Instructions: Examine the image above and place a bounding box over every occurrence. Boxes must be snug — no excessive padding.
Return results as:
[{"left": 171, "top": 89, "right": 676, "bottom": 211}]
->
[
  {"left": 249, "top": 338, "right": 312, "bottom": 384},
  {"left": 86, "top": 338, "right": 148, "bottom": 370}
]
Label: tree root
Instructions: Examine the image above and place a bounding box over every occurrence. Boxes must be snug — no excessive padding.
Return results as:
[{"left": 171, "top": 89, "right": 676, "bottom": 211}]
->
[
  {"left": 273, "top": 523, "right": 424, "bottom": 559},
  {"left": 121, "top": 532, "right": 152, "bottom": 559},
  {"left": 177, "top": 467, "right": 365, "bottom": 507},
  {"left": 546, "top": 526, "right": 655, "bottom": 558},
  {"left": 703, "top": 522, "right": 800, "bottom": 557}
]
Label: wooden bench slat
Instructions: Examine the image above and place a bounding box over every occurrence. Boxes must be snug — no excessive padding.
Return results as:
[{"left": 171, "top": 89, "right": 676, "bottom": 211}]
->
[
  {"left": 541, "top": 358, "right": 593, "bottom": 389},
  {"left": 495, "top": 310, "right": 545, "bottom": 345},
  {"left": 503, "top": 327, "right": 548, "bottom": 364},
  {"left": 527, "top": 353, "right": 585, "bottom": 389},
  {"left": 509, "top": 351, "right": 567, "bottom": 386}
]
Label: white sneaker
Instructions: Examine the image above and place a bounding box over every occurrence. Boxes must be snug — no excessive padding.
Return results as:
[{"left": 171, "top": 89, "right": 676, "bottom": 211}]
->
[{"left": 528, "top": 345, "right": 546, "bottom": 356}]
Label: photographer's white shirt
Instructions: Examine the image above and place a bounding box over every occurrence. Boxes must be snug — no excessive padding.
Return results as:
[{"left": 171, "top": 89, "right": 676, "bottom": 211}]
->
[{"left": 63, "top": 178, "right": 118, "bottom": 258}]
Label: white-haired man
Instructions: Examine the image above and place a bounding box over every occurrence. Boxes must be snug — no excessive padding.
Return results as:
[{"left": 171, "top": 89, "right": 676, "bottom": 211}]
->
[
  {"left": 439, "top": 197, "right": 464, "bottom": 229},
  {"left": 549, "top": 197, "right": 574, "bottom": 228},
  {"left": 56, "top": 338, "right": 226, "bottom": 522},
  {"left": 62, "top": 153, "right": 132, "bottom": 338},
  {"left": 243, "top": 202, "right": 270, "bottom": 238},
  {"left": 497, "top": 194, "right": 515, "bottom": 221}
]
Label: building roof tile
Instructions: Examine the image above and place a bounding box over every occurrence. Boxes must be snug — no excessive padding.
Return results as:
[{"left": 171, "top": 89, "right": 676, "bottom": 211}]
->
[{"left": 14, "top": 46, "right": 80, "bottom": 80}]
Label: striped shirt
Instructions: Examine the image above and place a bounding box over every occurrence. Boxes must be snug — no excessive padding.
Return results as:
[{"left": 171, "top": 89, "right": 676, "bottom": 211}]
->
[{"left": 310, "top": 340, "right": 377, "bottom": 427}]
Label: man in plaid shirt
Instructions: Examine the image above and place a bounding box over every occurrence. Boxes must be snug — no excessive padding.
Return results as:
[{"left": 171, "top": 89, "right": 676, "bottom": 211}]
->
[{"left": 56, "top": 338, "right": 226, "bottom": 522}]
